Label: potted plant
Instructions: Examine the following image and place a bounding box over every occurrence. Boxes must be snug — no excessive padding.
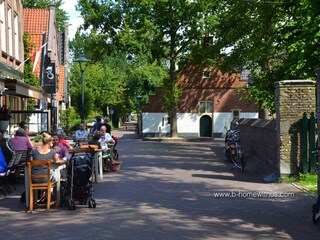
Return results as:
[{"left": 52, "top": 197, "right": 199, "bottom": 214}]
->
[
  {"left": 31, "top": 133, "right": 43, "bottom": 148},
  {"left": 0, "top": 105, "right": 11, "bottom": 130}
]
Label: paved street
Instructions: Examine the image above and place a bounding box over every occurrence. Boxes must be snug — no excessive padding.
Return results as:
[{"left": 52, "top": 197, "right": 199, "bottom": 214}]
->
[{"left": 0, "top": 128, "right": 320, "bottom": 239}]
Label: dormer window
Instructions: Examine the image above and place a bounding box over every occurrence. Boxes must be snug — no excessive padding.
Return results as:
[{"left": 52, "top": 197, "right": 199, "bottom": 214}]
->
[{"left": 203, "top": 70, "right": 211, "bottom": 78}]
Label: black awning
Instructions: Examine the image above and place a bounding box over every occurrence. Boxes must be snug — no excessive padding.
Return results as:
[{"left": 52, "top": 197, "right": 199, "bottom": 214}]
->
[{"left": 1, "top": 78, "right": 50, "bottom": 101}]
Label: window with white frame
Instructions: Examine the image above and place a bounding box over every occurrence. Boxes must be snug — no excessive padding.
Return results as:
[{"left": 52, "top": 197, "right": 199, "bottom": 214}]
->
[
  {"left": 8, "top": 7, "right": 12, "bottom": 56},
  {"left": 0, "top": 0, "right": 6, "bottom": 52},
  {"left": 162, "top": 116, "right": 170, "bottom": 126},
  {"left": 14, "top": 13, "right": 19, "bottom": 60},
  {"left": 199, "top": 101, "right": 213, "bottom": 114},
  {"left": 232, "top": 108, "right": 240, "bottom": 119}
]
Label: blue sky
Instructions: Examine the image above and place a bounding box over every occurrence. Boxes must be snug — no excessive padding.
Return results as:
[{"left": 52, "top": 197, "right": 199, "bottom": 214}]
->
[{"left": 62, "top": 0, "right": 82, "bottom": 40}]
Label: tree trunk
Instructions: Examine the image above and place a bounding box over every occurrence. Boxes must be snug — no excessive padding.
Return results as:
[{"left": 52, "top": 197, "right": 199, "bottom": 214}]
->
[
  {"left": 258, "top": 101, "right": 272, "bottom": 119},
  {"left": 170, "top": 109, "right": 178, "bottom": 138}
]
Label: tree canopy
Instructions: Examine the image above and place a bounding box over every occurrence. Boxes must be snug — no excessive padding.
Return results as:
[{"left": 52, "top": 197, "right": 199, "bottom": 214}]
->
[
  {"left": 72, "top": 0, "right": 320, "bottom": 124},
  {"left": 214, "top": 0, "right": 320, "bottom": 114},
  {"left": 76, "top": 0, "right": 220, "bottom": 136}
]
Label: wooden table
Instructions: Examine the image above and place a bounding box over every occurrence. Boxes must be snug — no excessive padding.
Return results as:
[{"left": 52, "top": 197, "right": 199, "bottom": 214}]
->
[{"left": 24, "top": 163, "right": 66, "bottom": 208}]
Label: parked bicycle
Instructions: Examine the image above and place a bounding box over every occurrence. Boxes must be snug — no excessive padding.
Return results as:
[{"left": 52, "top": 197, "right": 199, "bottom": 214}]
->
[{"left": 224, "top": 127, "right": 246, "bottom": 172}]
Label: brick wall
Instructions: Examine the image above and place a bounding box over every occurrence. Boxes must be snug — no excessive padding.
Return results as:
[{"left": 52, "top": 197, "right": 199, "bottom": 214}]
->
[
  {"left": 232, "top": 118, "right": 278, "bottom": 173},
  {"left": 275, "top": 80, "right": 316, "bottom": 175},
  {"left": 231, "top": 80, "right": 316, "bottom": 176}
]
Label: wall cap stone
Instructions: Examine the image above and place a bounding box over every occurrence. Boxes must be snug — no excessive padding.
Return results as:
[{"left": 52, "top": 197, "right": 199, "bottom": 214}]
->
[{"left": 275, "top": 80, "right": 316, "bottom": 87}]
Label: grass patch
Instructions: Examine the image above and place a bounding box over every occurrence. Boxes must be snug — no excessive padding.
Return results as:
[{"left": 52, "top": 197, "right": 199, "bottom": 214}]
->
[
  {"left": 278, "top": 175, "right": 299, "bottom": 183},
  {"left": 299, "top": 173, "right": 318, "bottom": 193},
  {"left": 279, "top": 173, "right": 318, "bottom": 193}
]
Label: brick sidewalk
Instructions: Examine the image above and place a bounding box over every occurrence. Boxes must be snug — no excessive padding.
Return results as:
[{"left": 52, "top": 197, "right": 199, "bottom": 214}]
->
[{"left": 0, "top": 129, "right": 319, "bottom": 239}]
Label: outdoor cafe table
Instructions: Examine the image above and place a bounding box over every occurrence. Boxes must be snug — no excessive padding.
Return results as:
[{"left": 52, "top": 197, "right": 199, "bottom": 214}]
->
[{"left": 24, "top": 163, "right": 66, "bottom": 208}]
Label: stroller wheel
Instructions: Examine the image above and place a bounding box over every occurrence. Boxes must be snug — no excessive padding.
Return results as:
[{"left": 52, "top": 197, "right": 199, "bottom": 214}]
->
[{"left": 68, "top": 200, "right": 76, "bottom": 210}]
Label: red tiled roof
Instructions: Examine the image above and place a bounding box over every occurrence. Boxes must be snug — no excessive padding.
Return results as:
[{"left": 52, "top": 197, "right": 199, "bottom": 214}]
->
[
  {"left": 23, "top": 9, "right": 49, "bottom": 78},
  {"left": 24, "top": 9, "right": 49, "bottom": 34}
]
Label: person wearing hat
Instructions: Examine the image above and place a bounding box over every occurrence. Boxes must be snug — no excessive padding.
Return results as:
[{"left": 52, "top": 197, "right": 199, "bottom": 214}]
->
[{"left": 9, "top": 128, "right": 33, "bottom": 152}]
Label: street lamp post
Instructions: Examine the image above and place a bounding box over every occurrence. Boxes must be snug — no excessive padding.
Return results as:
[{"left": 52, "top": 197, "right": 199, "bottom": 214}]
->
[
  {"left": 75, "top": 56, "right": 89, "bottom": 123},
  {"left": 109, "top": 109, "right": 114, "bottom": 124},
  {"left": 136, "top": 95, "right": 142, "bottom": 135}
]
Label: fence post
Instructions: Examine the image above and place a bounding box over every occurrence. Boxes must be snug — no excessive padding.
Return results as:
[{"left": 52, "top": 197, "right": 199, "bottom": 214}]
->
[
  {"left": 309, "top": 112, "right": 316, "bottom": 174},
  {"left": 301, "top": 112, "right": 308, "bottom": 174}
]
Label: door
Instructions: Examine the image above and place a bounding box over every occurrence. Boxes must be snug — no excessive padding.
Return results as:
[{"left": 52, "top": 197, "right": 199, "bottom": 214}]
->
[{"left": 200, "top": 115, "right": 212, "bottom": 137}]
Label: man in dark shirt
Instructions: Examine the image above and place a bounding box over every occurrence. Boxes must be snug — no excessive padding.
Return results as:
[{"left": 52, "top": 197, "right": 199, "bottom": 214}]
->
[{"left": 98, "top": 116, "right": 111, "bottom": 134}]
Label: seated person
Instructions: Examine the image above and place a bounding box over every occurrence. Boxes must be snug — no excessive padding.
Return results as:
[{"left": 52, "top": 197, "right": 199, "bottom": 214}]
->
[
  {"left": 9, "top": 128, "right": 33, "bottom": 152},
  {"left": 91, "top": 116, "right": 103, "bottom": 134},
  {"left": 88, "top": 131, "right": 102, "bottom": 149},
  {"left": 0, "top": 148, "right": 7, "bottom": 173},
  {"left": 57, "top": 131, "right": 73, "bottom": 150},
  {"left": 97, "top": 128, "right": 122, "bottom": 172},
  {"left": 99, "top": 116, "right": 118, "bottom": 148},
  {"left": 52, "top": 134, "right": 70, "bottom": 164},
  {"left": 0, "top": 132, "right": 14, "bottom": 165},
  {"left": 23, "top": 126, "right": 34, "bottom": 149},
  {"left": 29, "top": 132, "right": 61, "bottom": 203},
  {"left": 75, "top": 123, "right": 89, "bottom": 142},
  {"left": 98, "top": 126, "right": 115, "bottom": 150}
]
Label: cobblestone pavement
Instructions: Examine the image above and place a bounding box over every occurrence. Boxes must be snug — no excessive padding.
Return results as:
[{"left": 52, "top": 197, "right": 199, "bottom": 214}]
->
[{"left": 0, "top": 128, "right": 320, "bottom": 239}]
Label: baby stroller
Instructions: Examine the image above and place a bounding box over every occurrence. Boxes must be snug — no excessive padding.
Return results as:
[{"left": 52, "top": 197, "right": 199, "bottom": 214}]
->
[{"left": 61, "top": 148, "right": 96, "bottom": 210}]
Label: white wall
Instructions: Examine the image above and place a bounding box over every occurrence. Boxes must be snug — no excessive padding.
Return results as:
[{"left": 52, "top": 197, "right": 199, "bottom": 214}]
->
[
  {"left": 177, "top": 113, "right": 199, "bottom": 133},
  {"left": 214, "top": 112, "right": 259, "bottom": 135},
  {"left": 142, "top": 112, "right": 258, "bottom": 136},
  {"left": 142, "top": 112, "right": 170, "bottom": 134}
]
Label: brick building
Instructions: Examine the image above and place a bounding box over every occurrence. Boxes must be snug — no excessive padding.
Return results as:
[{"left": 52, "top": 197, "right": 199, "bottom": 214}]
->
[
  {"left": 23, "top": 4, "right": 69, "bottom": 130},
  {"left": 142, "top": 63, "right": 259, "bottom": 138}
]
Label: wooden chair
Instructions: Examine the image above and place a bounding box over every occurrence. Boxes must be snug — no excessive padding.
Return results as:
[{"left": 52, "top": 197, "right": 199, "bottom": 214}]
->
[
  {"left": 26, "top": 160, "right": 57, "bottom": 213},
  {"left": 16, "top": 150, "right": 30, "bottom": 177}
]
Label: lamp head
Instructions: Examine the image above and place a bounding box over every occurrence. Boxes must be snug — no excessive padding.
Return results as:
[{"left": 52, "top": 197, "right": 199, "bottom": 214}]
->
[{"left": 75, "top": 56, "right": 89, "bottom": 71}]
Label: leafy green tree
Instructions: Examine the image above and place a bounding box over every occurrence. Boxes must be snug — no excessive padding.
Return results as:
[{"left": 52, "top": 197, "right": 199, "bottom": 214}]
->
[
  {"left": 23, "top": 0, "right": 68, "bottom": 32},
  {"left": 59, "top": 107, "right": 80, "bottom": 134},
  {"left": 69, "top": 29, "right": 166, "bottom": 123},
  {"left": 23, "top": 33, "right": 41, "bottom": 88},
  {"left": 77, "top": 0, "right": 219, "bottom": 137},
  {"left": 214, "top": 0, "right": 320, "bottom": 115}
]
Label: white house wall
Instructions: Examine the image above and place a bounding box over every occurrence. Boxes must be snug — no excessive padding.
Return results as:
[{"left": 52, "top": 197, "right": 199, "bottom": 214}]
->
[
  {"left": 214, "top": 112, "right": 258, "bottom": 137},
  {"left": 142, "top": 112, "right": 170, "bottom": 137},
  {"left": 143, "top": 112, "right": 258, "bottom": 138}
]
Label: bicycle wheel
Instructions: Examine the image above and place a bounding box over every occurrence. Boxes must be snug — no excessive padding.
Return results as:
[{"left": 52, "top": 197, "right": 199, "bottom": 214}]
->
[
  {"left": 313, "top": 211, "right": 320, "bottom": 224},
  {"left": 238, "top": 149, "right": 246, "bottom": 172},
  {"left": 240, "top": 155, "right": 246, "bottom": 172},
  {"left": 231, "top": 155, "right": 242, "bottom": 169},
  {"left": 224, "top": 149, "right": 232, "bottom": 161}
]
